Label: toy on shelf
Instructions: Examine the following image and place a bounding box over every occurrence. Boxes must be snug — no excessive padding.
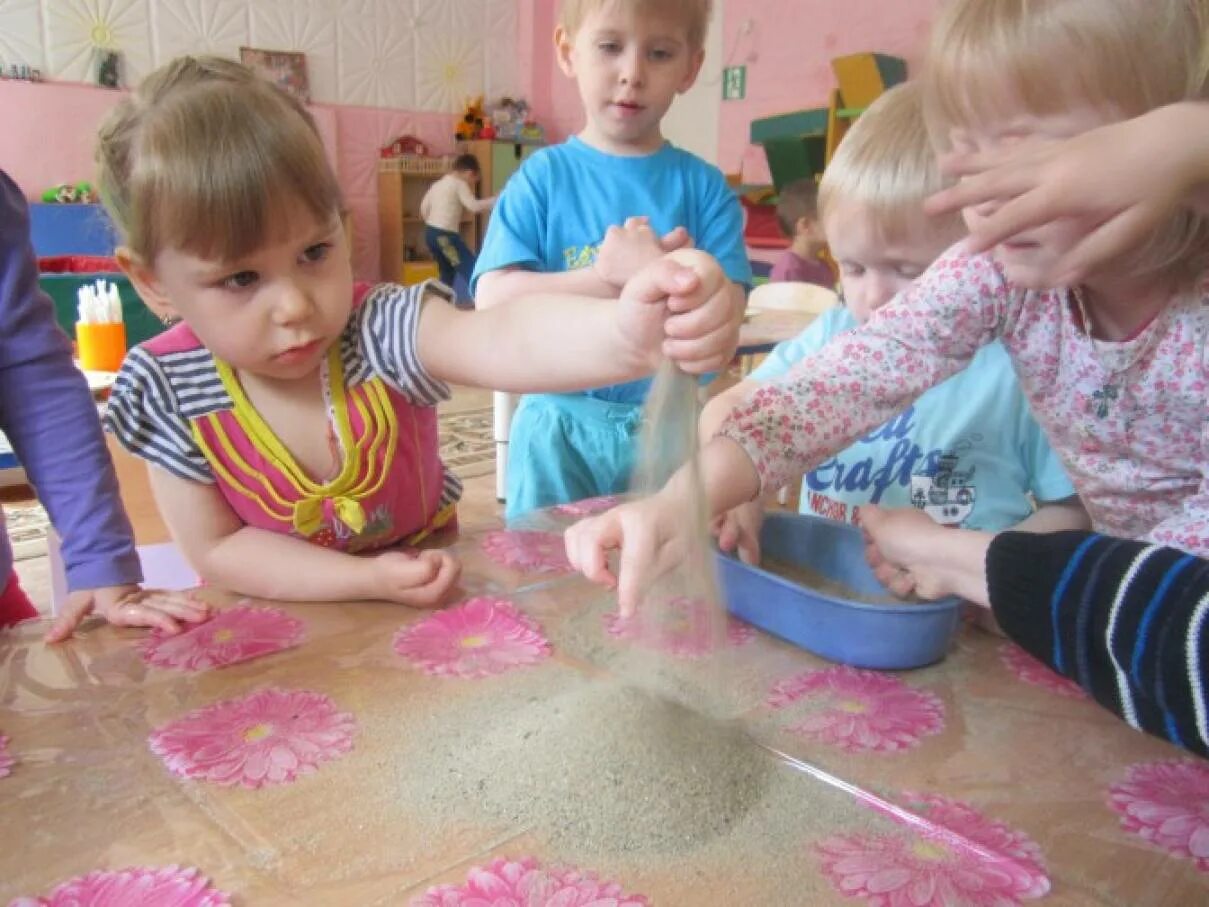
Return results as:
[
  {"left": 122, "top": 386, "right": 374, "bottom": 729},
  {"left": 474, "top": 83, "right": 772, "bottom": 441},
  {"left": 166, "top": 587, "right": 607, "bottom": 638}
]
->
[
  {"left": 380, "top": 134, "right": 431, "bottom": 159},
  {"left": 487, "top": 97, "right": 527, "bottom": 141},
  {"left": 41, "top": 182, "right": 98, "bottom": 204},
  {"left": 455, "top": 96, "right": 486, "bottom": 141}
]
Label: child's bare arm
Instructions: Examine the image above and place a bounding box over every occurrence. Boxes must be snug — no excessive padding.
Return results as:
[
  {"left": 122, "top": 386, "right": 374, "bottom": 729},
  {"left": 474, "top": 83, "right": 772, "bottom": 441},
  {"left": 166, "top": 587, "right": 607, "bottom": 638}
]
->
[
  {"left": 1012, "top": 497, "right": 1091, "bottom": 533},
  {"left": 474, "top": 266, "right": 615, "bottom": 308},
  {"left": 147, "top": 468, "right": 459, "bottom": 606},
  {"left": 422, "top": 249, "right": 739, "bottom": 391}
]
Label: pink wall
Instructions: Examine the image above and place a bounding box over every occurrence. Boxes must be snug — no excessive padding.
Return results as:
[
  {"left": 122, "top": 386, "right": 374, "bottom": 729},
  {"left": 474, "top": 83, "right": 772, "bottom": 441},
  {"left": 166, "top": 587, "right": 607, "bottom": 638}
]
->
[
  {"left": 719, "top": 0, "right": 942, "bottom": 183},
  {"left": 526, "top": 0, "right": 582, "bottom": 143},
  {"left": 0, "top": 77, "right": 454, "bottom": 281}
]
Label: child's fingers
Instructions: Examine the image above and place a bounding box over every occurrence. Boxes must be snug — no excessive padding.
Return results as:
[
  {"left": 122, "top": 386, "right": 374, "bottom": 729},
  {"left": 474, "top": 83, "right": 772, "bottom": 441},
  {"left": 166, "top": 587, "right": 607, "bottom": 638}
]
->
[
  {"left": 616, "top": 519, "right": 657, "bottom": 618},
  {"left": 716, "top": 516, "right": 738, "bottom": 552},
  {"left": 137, "top": 591, "right": 211, "bottom": 622},
  {"left": 44, "top": 606, "right": 90, "bottom": 643},
  {"left": 628, "top": 259, "right": 701, "bottom": 305},
  {"left": 737, "top": 532, "right": 761, "bottom": 566},
  {"left": 659, "top": 226, "right": 692, "bottom": 252},
  {"left": 1054, "top": 205, "right": 1156, "bottom": 288},
  {"left": 565, "top": 518, "right": 619, "bottom": 588},
  {"left": 925, "top": 158, "right": 1035, "bottom": 218},
  {"left": 109, "top": 601, "right": 183, "bottom": 635},
  {"left": 662, "top": 320, "right": 737, "bottom": 372}
]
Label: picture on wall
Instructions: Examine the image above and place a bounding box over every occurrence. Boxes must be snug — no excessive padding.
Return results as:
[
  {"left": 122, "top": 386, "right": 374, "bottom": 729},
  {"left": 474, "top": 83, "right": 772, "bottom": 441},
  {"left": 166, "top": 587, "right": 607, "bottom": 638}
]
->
[{"left": 239, "top": 47, "right": 309, "bottom": 101}]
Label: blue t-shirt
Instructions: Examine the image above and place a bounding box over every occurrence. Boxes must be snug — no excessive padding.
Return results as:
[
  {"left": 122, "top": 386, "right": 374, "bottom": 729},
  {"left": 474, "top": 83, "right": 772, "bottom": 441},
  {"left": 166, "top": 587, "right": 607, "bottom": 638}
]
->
[
  {"left": 472, "top": 137, "right": 751, "bottom": 404},
  {"left": 750, "top": 306, "right": 1076, "bottom": 530}
]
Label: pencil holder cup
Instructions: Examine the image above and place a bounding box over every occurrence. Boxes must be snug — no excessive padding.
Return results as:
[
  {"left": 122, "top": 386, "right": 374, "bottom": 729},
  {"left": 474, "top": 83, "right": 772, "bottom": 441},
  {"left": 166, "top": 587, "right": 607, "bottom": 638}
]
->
[{"left": 77, "top": 321, "right": 127, "bottom": 372}]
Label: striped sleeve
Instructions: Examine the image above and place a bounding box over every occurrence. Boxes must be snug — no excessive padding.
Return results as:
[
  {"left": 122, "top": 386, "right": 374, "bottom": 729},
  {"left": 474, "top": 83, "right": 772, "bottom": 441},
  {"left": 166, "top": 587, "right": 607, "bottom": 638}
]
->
[
  {"left": 988, "top": 531, "right": 1209, "bottom": 758},
  {"left": 104, "top": 346, "right": 215, "bottom": 484},
  {"left": 354, "top": 282, "right": 451, "bottom": 405}
]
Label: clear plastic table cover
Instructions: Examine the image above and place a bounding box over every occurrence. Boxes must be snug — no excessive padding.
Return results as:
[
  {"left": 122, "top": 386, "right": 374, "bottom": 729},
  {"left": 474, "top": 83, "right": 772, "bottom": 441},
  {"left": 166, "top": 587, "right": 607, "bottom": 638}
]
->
[{"left": 2, "top": 520, "right": 1207, "bottom": 906}]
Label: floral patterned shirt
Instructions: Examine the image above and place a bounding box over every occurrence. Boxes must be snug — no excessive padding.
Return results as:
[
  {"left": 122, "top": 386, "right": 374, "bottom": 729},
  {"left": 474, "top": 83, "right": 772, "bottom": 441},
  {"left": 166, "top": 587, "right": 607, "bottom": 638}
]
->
[{"left": 721, "top": 249, "right": 1209, "bottom": 555}]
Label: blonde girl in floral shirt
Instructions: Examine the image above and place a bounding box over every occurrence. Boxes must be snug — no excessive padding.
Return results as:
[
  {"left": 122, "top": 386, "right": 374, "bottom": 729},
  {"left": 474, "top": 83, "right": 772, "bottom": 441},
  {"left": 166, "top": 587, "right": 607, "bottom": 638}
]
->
[{"left": 564, "top": 0, "right": 1209, "bottom": 615}]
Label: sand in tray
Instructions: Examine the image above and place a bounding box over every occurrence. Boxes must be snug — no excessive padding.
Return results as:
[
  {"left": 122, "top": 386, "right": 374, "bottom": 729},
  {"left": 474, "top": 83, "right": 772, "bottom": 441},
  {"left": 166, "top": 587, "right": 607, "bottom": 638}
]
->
[
  {"left": 760, "top": 555, "right": 926, "bottom": 605},
  {"left": 411, "top": 678, "right": 773, "bottom": 857}
]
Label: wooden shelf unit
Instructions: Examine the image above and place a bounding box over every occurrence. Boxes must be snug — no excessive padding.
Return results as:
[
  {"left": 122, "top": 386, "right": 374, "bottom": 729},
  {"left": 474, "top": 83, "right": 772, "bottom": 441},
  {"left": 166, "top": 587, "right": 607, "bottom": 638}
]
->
[{"left": 377, "top": 156, "right": 479, "bottom": 284}]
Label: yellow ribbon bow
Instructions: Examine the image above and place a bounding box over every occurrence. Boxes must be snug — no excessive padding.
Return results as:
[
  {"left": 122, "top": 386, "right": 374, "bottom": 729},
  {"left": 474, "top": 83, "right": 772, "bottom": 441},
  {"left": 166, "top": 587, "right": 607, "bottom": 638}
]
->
[{"left": 293, "top": 495, "right": 367, "bottom": 538}]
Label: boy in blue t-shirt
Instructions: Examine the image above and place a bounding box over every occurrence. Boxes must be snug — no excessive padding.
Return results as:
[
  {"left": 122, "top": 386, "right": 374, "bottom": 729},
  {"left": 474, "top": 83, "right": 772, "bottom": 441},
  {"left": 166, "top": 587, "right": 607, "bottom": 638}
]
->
[
  {"left": 701, "top": 83, "right": 1088, "bottom": 565},
  {"left": 473, "top": 0, "right": 750, "bottom": 519}
]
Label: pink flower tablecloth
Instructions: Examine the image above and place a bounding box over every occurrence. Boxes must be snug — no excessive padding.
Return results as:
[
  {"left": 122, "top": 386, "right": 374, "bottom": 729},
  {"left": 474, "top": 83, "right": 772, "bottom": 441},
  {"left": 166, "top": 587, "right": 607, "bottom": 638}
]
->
[{"left": 2, "top": 523, "right": 1206, "bottom": 905}]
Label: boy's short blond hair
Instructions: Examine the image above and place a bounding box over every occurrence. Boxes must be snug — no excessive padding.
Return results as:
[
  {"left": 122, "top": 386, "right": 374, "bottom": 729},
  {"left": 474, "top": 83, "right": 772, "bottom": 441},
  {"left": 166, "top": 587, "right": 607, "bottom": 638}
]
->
[
  {"left": 96, "top": 55, "right": 344, "bottom": 265},
  {"left": 819, "top": 82, "right": 963, "bottom": 248},
  {"left": 559, "top": 0, "right": 712, "bottom": 51},
  {"left": 922, "top": 0, "right": 1209, "bottom": 282}
]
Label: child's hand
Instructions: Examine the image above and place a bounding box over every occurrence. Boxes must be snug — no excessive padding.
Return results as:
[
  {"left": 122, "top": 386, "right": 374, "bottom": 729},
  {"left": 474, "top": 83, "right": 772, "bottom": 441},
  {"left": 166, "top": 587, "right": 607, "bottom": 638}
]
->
[
  {"left": 711, "top": 500, "right": 764, "bottom": 566},
  {"left": 617, "top": 249, "right": 739, "bottom": 375},
  {"left": 45, "top": 584, "right": 211, "bottom": 642},
  {"left": 564, "top": 487, "right": 690, "bottom": 617},
  {"left": 660, "top": 248, "right": 742, "bottom": 374},
  {"left": 594, "top": 216, "right": 692, "bottom": 288},
  {"left": 372, "top": 549, "right": 461, "bottom": 608},
  {"left": 926, "top": 105, "right": 1209, "bottom": 287},
  {"left": 858, "top": 505, "right": 955, "bottom": 600}
]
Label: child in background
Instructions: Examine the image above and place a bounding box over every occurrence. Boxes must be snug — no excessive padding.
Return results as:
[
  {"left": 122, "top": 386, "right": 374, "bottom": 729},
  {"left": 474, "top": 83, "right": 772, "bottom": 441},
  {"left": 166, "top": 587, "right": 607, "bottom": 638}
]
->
[
  {"left": 0, "top": 169, "right": 208, "bottom": 640},
  {"left": 768, "top": 178, "right": 833, "bottom": 287},
  {"left": 473, "top": 0, "right": 750, "bottom": 520},
  {"left": 90, "top": 56, "right": 738, "bottom": 628},
  {"left": 565, "top": 0, "right": 1209, "bottom": 619},
  {"left": 420, "top": 153, "right": 495, "bottom": 303},
  {"left": 702, "top": 83, "right": 1084, "bottom": 567}
]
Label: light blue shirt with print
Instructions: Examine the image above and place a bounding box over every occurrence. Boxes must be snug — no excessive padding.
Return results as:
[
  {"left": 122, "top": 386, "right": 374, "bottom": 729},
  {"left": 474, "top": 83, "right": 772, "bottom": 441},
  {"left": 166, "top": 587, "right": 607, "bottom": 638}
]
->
[
  {"left": 750, "top": 305, "right": 1076, "bottom": 530},
  {"left": 471, "top": 136, "right": 751, "bottom": 404}
]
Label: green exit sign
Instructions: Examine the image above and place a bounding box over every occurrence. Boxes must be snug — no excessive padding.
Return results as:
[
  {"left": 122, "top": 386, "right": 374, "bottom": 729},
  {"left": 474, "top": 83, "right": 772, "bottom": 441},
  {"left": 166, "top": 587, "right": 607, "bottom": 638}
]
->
[{"left": 722, "top": 65, "right": 746, "bottom": 101}]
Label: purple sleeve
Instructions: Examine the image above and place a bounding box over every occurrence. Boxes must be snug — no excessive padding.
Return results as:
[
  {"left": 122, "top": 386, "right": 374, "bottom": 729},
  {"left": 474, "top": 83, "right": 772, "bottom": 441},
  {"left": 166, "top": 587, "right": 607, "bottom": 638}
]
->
[{"left": 0, "top": 171, "right": 141, "bottom": 591}]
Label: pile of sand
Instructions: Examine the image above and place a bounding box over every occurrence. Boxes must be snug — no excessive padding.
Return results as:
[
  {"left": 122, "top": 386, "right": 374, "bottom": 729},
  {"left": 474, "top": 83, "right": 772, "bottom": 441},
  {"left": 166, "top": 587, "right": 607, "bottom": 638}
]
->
[{"left": 412, "top": 679, "right": 773, "bottom": 856}]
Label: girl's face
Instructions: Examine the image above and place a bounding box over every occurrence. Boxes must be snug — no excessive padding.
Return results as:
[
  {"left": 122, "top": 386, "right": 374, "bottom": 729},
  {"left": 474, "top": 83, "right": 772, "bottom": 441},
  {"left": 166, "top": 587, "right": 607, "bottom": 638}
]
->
[
  {"left": 949, "top": 103, "right": 1119, "bottom": 288},
  {"left": 125, "top": 202, "right": 353, "bottom": 382},
  {"left": 825, "top": 201, "right": 955, "bottom": 323}
]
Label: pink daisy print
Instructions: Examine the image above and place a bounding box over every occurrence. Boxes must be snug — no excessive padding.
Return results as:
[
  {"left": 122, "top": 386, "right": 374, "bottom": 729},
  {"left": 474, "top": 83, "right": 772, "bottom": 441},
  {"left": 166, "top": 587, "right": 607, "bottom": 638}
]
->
[
  {"left": 766, "top": 665, "right": 945, "bottom": 754},
  {"left": 410, "top": 855, "right": 648, "bottom": 906},
  {"left": 480, "top": 530, "right": 573, "bottom": 574},
  {"left": 10, "top": 864, "right": 230, "bottom": 906},
  {"left": 1109, "top": 759, "right": 1209, "bottom": 872},
  {"left": 816, "top": 826, "right": 1049, "bottom": 907},
  {"left": 551, "top": 495, "right": 621, "bottom": 518},
  {"left": 393, "top": 597, "right": 551, "bottom": 679},
  {"left": 603, "top": 595, "right": 755, "bottom": 658},
  {"left": 148, "top": 687, "right": 356, "bottom": 789},
  {"left": 0, "top": 732, "right": 13, "bottom": 779},
  {"left": 139, "top": 603, "right": 305, "bottom": 672},
  {"left": 893, "top": 793, "right": 1049, "bottom": 886},
  {"left": 998, "top": 644, "right": 1087, "bottom": 699}
]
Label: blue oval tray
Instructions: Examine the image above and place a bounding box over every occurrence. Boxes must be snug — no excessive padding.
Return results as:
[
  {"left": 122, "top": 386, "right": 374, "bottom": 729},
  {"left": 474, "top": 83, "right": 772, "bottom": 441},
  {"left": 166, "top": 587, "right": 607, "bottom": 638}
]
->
[{"left": 716, "top": 512, "right": 961, "bottom": 669}]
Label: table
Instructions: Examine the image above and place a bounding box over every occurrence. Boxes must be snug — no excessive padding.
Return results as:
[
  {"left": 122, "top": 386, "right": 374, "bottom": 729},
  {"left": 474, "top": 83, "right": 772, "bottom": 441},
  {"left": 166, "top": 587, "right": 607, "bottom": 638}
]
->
[
  {"left": 3, "top": 520, "right": 1208, "bottom": 903},
  {"left": 737, "top": 307, "right": 817, "bottom": 357}
]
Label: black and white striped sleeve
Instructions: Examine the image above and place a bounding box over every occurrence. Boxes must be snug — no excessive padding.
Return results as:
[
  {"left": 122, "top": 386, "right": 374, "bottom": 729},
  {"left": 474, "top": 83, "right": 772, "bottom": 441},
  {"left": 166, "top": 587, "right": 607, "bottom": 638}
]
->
[
  {"left": 354, "top": 282, "right": 451, "bottom": 406},
  {"left": 988, "top": 530, "right": 1209, "bottom": 758},
  {"left": 103, "top": 347, "right": 214, "bottom": 484}
]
